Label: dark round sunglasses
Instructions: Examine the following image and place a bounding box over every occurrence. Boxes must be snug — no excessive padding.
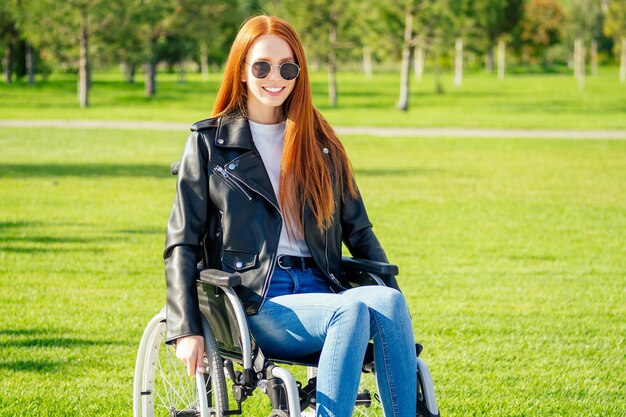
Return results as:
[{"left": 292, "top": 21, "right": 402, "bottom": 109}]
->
[{"left": 246, "top": 61, "right": 300, "bottom": 81}]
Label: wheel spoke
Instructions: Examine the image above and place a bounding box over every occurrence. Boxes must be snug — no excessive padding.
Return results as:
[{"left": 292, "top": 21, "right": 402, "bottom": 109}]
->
[{"left": 154, "top": 345, "right": 191, "bottom": 409}]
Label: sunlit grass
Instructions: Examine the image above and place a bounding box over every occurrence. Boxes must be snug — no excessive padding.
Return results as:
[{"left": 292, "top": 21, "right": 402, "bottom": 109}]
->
[{"left": 1, "top": 127, "right": 624, "bottom": 416}]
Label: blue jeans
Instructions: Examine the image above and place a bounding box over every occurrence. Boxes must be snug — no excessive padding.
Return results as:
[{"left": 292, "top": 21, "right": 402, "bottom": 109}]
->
[{"left": 248, "top": 266, "right": 417, "bottom": 417}]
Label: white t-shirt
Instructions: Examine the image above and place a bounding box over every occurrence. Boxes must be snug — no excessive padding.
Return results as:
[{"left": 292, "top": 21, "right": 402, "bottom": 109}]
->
[{"left": 249, "top": 120, "right": 311, "bottom": 257}]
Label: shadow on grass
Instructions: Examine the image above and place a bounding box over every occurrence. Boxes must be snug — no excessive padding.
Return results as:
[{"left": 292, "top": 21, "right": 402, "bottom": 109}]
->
[
  {"left": 0, "top": 233, "right": 109, "bottom": 254},
  {"left": 116, "top": 227, "right": 164, "bottom": 235},
  {"left": 0, "top": 245, "right": 104, "bottom": 254},
  {"left": 0, "top": 337, "right": 116, "bottom": 349},
  {"left": 0, "top": 163, "right": 171, "bottom": 178},
  {"left": 1, "top": 235, "right": 95, "bottom": 244},
  {"left": 0, "top": 221, "right": 44, "bottom": 230},
  {"left": 354, "top": 167, "right": 437, "bottom": 177},
  {"left": 0, "top": 329, "right": 116, "bottom": 373},
  {"left": 1, "top": 164, "right": 434, "bottom": 179},
  {"left": 0, "top": 359, "right": 67, "bottom": 373},
  {"left": 0, "top": 328, "right": 49, "bottom": 336}
]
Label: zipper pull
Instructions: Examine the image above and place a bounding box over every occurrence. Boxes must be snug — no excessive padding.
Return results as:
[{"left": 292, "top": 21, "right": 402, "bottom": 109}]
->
[{"left": 214, "top": 165, "right": 229, "bottom": 178}]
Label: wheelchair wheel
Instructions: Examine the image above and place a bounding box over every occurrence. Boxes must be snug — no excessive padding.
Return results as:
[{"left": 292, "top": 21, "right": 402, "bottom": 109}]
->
[
  {"left": 416, "top": 358, "right": 440, "bottom": 417},
  {"left": 133, "top": 310, "right": 229, "bottom": 417}
]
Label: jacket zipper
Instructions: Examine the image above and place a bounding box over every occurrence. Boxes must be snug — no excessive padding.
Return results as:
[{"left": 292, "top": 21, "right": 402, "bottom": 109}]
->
[
  {"left": 213, "top": 165, "right": 252, "bottom": 201},
  {"left": 215, "top": 164, "right": 282, "bottom": 307},
  {"left": 324, "top": 226, "right": 347, "bottom": 291}
]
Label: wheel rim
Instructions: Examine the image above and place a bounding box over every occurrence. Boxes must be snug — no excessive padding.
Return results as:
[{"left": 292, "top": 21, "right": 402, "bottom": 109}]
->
[{"left": 142, "top": 321, "right": 210, "bottom": 417}]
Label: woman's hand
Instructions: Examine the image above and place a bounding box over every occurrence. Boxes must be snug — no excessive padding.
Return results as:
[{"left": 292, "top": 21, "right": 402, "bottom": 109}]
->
[{"left": 175, "top": 335, "right": 205, "bottom": 376}]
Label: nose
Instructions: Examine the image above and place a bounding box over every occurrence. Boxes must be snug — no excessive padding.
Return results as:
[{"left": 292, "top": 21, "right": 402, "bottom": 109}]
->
[{"left": 267, "top": 64, "right": 281, "bottom": 81}]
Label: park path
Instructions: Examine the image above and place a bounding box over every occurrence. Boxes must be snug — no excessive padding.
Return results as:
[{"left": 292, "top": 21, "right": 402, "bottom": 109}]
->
[{"left": 1, "top": 119, "right": 626, "bottom": 140}]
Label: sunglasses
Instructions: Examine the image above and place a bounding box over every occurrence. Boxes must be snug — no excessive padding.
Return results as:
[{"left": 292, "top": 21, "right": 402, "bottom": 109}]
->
[{"left": 246, "top": 61, "right": 300, "bottom": 81}]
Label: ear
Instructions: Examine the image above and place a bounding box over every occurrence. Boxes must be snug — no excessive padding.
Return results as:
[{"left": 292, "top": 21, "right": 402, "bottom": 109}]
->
[{"left": 240, "top": 65, "right": 247, "bottom": 83}]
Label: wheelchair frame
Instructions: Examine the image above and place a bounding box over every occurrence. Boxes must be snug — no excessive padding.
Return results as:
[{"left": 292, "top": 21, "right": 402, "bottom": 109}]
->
[{"left": 133, "top": 257, "right": 440, "bottom": 417}]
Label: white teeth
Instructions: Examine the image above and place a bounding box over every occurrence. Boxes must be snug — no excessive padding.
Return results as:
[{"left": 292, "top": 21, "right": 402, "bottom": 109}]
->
[{"left": 264, "top": 87, "right": 283, "bottom": 93}]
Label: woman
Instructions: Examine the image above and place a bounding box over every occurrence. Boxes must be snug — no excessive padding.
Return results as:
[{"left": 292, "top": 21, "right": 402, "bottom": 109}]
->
[{"left": 164, "top": 15, "right": 417, "bottom": 417}]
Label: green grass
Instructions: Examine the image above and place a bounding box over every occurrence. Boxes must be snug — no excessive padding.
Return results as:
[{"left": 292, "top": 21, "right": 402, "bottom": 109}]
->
[
  {"left": 1, "top": 127, "right": 624, "bottom": 416},
  {"left": 1, "top": 67, "right": 625, "bottom": 129}
]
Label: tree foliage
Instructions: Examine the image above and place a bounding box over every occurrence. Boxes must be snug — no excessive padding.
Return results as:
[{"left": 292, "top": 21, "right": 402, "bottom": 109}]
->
[
  {"left": 604, "top": 0, "right": 626, "bottom": 53},
  {"left": 519, "top": 0, "right": 566, "bottom": 61},
  {"left": 2, "top": 0, "right": 625, "bottom": 107}
]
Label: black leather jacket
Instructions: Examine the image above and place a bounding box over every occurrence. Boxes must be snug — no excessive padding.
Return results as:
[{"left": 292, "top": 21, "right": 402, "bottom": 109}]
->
[{"left": 164, "top": 115, "right": 396, "bottom": 343}]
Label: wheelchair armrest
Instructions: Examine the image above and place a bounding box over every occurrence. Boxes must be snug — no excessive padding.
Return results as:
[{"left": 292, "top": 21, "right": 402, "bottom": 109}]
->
[
  {"left": 341, "top": 256, "right": 399, "bottom": 276},
  {"left": 198, "top": 268, "right": 242, "bottom": 287}
]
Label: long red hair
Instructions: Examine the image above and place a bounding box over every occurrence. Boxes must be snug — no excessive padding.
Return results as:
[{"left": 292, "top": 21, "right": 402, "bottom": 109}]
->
[{"left": 212, "top": 15, "right": 356, "bottom": 235}]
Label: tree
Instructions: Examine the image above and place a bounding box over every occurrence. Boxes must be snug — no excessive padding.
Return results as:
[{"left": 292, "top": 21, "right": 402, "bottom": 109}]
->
[
  {"left": 0, "top": 4, "right": 19, "bottom": 84},
  {"left": 19, "top": 0, "right": 123, "bottom": 107},
  {"left": 518, "top": 0, "right": 565, "bottom": 63},
  {"left": 277, "top": 0, "right": 360, "bottom": 107},
  {"left": 396, "top": 0, "right": 420, "bottom": 111},
  {"left": 415, "top": 0, "right": 456, "bottom": 94},
  {"left": 604, "top": 0, "right": 626, "bottom": 82},
  {"left": 133, "top": 0, "right": 175, "bottom": 97},
  {"left": 373, "top": 0, "right": 458, "bottom": 110},
  {"left": 166, "top": 0, "right": 242, "bottom": 82},
  {"left": 473, "top": 0, "right": 524, "bottom": 72}
]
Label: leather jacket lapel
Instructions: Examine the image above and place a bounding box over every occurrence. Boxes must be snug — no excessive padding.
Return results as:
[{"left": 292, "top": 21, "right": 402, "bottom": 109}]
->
[
  {"left": 228, "top": 152, "right": 280, "bottom": 210},
  {"left": 215, "top": 116, "right": 280, "bottom": 210},
  {"left": 214, "top": 116, "right": 255, "bottom": 150}
]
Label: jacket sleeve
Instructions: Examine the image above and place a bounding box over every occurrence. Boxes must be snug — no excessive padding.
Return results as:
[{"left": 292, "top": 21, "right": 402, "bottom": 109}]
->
[
  {"left": 163, "top": 131, "right": 210, "bottom": 344},
  {"left": 341, "top": 181, "right": 402, "bottom": 292}
]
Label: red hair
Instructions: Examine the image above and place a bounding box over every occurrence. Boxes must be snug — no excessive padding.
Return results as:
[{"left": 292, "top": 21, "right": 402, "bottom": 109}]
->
[{"left": 212, "top": 15, "right": 356, "bottom": 235}]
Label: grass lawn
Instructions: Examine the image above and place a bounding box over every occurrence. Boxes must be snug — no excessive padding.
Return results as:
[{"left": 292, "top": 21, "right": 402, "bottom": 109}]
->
[
  {"left": 1, "top": 67, "right": 625, "bottom": 129},
  {"left": 0, "top": 126, "right": 624, "bottom": 416}
]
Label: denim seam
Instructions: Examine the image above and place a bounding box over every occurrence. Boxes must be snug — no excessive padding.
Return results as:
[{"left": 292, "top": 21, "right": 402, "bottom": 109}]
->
[
  {"left": 371, "top": 310, "right": 399, "bottom": 417},
  {"left": 285, "top": 268, "right": 298, "bottom": 293},
  {"left": 327, "top": 307, "right": 343, "bottom": 416}
]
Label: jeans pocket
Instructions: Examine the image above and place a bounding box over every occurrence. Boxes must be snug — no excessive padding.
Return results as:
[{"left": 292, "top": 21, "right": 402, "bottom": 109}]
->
[
  {"left": 266, "top": 268, "right": 296, "bottom": 299},
  {"left": 309, "top": 267, "right": 328, "bottom": 283}
]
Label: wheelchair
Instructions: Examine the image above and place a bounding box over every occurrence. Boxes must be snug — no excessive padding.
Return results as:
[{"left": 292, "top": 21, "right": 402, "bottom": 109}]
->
[
  {"left": 133, "top": 257, "right": 439, "bottom": 417},
  {"left": 133, "top": 163, "right": 439, "bottom": 417}
]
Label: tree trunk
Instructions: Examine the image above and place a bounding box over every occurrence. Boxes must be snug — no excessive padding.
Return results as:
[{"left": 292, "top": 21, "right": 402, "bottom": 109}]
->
[
  {"left": 25, "top": 41, "right": 35, "bottom": 85},
  {"left": 4, "top": 43, "right": 13, "bottom": 84},
  {"left": 590, "top": 40, "right": 597, "bottom": 77},
  {"left": 574, "top": 38, "right": 585, "bottom": 90},
  {"left": 328, "top": 10, "right": 338, "bottom": 107},
  {"left": 573, "top": 39, "right": 580, "bottom": 79},
  {"left": 78, "top": 11, "right": 90, "bottom": 108},
  {"left": 433, "top": 47, "right": 443, "bottom": 94},
  {"left": 497, "top": 39, "right": 505, "bottom": 80},
  {"left": 397, "top": 12, "right": 414, "bottom": 111},
  {"left": 122, "top": 62, "right": 136, "bottom": 84},
  {"left": 144, "top": 38, "right": 157, "bottom": 97},
  {"left": 485, "top": 42, "right": 494, "bottom": 73},
  {"left": 621, "top": 38, "right": 626, "bottom": 83},
  {"left": 363, "top": 46, "right": 373, "bottom": 80},
  {"left": 200, "top": 41, "right": 209, "bottom": 81},
  {"left": 178, "top": 61, "right": 186, "bottom": 84},
  {"left": 454, "top": 38, "right": 463, "bottom": 87},
  {"left": 414, "top": 45, "right": 424, "bottom": 81},
  {"left": 310, "top": 57, "right": 320, "bottom": 72}
]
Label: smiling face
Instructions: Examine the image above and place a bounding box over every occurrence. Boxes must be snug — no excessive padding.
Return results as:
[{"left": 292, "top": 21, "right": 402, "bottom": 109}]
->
[{"left": 242, "top": 34, "right": 297, "bottom": 124}]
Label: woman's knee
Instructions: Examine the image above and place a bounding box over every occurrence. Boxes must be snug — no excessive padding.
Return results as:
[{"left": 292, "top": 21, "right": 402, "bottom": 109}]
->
[
  {"left": 370, "top": 288, "right": 414, "bottom": 332},
  {"left": 335, "top": 298, "right": 369, "bottom": 327},
  {"left": 359, "top": 286, "right": 407, "bottom": 312}
]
